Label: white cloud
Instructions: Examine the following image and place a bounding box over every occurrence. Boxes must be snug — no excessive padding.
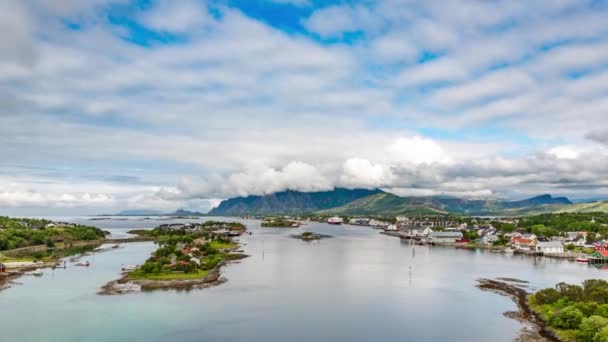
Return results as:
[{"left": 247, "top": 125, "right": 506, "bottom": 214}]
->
[{"left": 138, "top": 0, "right": 211, "bottom": 33}]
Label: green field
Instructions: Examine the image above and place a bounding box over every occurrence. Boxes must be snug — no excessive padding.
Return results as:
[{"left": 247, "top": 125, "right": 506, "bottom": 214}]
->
[{"left": 128, "top": 269, "right": 210, "bottom": 281}]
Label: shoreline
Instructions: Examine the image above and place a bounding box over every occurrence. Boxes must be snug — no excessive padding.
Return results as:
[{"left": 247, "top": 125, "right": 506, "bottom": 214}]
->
[
  {"left": 381, "top": 231, "right": 582, "bottom": 260},
  {"left": 0, "top": 238, "right": 154, "bottom": 293},
  {"left": 98, "top": 242, "right": 248, "bottom": 295},
  {"left": 476, "top": 278, "right": 561, "bottom": 342}
]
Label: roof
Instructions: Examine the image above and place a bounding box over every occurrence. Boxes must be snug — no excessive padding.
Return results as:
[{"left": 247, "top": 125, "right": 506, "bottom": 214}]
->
[
  {"left": 431, "top": 232, "right": 463, "bottom": 238},
  {"left": 512, "top": 237, "right": 535, "bottom": 244},
  {"left": 537, "top": 241, "right": 563, "bottom": 248},
  {"left": 593, "top": 250, "right": 608, "bottom": 258}
]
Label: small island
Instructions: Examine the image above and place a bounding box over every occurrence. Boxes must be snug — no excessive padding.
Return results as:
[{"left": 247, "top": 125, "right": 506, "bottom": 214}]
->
[
  {"left": 100, "top": 221, "right": 248, "bottom": 295},
  {"left": 292, "top": 231, "right": 332, "bottom": 241},
  {"left": 261, "top": 217, "right": 301, "bottom": 228}
]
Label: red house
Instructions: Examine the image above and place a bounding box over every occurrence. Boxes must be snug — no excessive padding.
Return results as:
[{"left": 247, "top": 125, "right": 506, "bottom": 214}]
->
[{"left": 0, "top": 263, "right": 6, "bottom": 273}]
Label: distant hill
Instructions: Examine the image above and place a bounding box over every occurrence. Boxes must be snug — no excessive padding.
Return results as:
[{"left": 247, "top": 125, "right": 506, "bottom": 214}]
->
[
  {"left": 317, "top": 192, "right": 448, "bottom": 216},
  {"left": 113, "top": 209, "right": 164, "bottom": 216},
  {"left": 552, "top": 200, "right": 608, "bottom": 214},
  {"left": 322, "top": 193, "right": 573, "bottom": 216},
  {"left": 207, "top": 188, "right": 578, "bottom": 217},
  {"left": 169, "top": 209, "right": 206, "bottom": 216},
  {"left": 109, "top": 209, "right": 206, "bottom": 216},
  {"left": 208, "top": 188, "right": 383, "bottom": 216}
]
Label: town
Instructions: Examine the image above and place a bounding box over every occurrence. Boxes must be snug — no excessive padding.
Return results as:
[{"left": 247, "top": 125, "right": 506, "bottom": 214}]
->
[{"left": 255, "top": 213, "right": 608, "bottom": 265}]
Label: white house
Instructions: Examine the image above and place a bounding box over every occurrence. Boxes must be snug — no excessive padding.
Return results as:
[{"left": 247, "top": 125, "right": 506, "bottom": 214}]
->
[
  {"left": 422, "top": 227, "right": 433, "bottom": 237},
  {"left": 536, "top": 241, "right": 564, "bottom": 254},
  {"left": 428, "top": 231, "right": 463, "bottom": 243}
]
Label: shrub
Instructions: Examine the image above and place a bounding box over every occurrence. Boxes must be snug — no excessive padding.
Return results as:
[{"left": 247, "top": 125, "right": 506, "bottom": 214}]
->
[
  {"left": 594, "top": 325, "right": 608, "bottom": 342},
  {"left": 597, "top": 305, "right": 608, "bottom": 319},
  {"left": 576, "top": 302, "right": 601, "bottom": 317},
  {"left": 551, "top": 306, "right": 584, "bottom": 329},
  {"left": 578, "top": 316, "right": 608, "bottom": 342}
]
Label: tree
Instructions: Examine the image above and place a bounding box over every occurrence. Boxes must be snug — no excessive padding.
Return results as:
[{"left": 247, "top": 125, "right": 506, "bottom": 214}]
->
[
  {"left": 584, "top": 280, "right": 608, "bottom": 304},
  {"left": 596, "top": 305, "right": 608, "bottom": 318},
  {"left": 534, "top": 288, "right": 561, "bottom": 305},
  {"left": 578, "top": 316, "right": 608, "bottom": 342},
  {"left": 594, "top": 325, "right": 608, "bottom": 342},
  {"left": 576, "top": 302, "right": 601, "bottom": 317},
  {"left": 556, "top": 282, "right": 583, "bottom": 302},
  {"left": 551, "top": 306, "right": 584, "bottom": 329}
]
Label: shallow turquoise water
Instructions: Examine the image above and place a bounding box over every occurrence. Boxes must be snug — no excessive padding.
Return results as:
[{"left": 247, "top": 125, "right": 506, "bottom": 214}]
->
[{"left": 1, "top": 217, "right": 605, "bottom": 341}]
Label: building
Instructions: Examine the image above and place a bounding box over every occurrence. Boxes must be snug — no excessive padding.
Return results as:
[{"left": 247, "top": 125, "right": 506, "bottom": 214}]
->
[
  {"left": 428, "top": 231, "right": 463, "bottom": 243},
  {"left": 589, "top": 249, "right": 608, "bottom": 265},
  {"left": 0, "top": 263, "right": 5, "bottom": 273},
  {"left": 511, "top": 237, "right": 537, "bottom": 251},
  {"left": 535, "top": 241, "right": 564, "bottom": 254}
]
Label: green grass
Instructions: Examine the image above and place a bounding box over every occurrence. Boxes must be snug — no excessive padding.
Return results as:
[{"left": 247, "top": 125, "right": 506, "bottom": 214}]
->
[
  {"left": 0, "top": 256, "right": 37, "bottom": 263},
  {"left": 129, "top": 269, "right": 210, "bottom": 281},
  {"left": 209, "top": 241, "right": 236, "bottom": 250}
]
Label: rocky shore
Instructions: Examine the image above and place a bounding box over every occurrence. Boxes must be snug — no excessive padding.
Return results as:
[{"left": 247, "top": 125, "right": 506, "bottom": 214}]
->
[
  {"left": 476, "top": 278, "right": 561, "bottom": 342},
  {"left": 99, "top": 261, "right": 228, "bottom": 295}
]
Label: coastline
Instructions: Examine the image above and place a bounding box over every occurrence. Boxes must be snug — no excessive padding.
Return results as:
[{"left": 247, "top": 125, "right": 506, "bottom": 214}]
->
[
  {"left": 98, "top": 243, "right": 248, "bottom": 295},
  {"left": 476, "top": 278, "right": 561, "bottom": 342},
  {"left": 0, "top": 238, "right": 154, "bottom": 293}
]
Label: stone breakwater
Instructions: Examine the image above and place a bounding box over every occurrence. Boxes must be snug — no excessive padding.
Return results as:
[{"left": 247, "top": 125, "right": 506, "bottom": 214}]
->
[{"left": 476, "top": 278, "right": 561, "bottom": 342}]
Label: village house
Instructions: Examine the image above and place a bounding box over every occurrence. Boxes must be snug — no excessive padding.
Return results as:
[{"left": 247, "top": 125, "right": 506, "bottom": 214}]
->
[
  {"left": 428, "top": 231, "right": 463, "bottom": 243},
  {"left": 482, "top": 233, "right": 499, "bottom": 245},
  {"left": 535, "top": 241, "right": 564, "bottom": 254},
  {"left": 511, "top": 236, "right": 537, "bottom": 251}
]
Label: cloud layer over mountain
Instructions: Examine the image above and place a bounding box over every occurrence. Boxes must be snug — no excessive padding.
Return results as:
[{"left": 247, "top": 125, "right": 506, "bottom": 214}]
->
[{"left": 1, "top": 0, "right": 608, "bottom": 214}]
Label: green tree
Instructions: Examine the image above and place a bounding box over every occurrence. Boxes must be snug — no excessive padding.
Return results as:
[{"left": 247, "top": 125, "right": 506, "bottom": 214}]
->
[
  {"left": 551, "top": 306, "right": 584, "bottom": 329},
  {"left": 576, "top": 302, "right": 601, "bottom": 317},
  {"left": 594, "top": 325, "right": 608, "bottom": 342},
  {"left": 534, "top": 288, "right": 561, "bottom": 305},
  {"left": 578, "top": 316, "right": 608, "bottom": 342},
  {"left": 596, "top": 305, "right": 608, "bottom": 318},
  {"left": 557, "top": 282, "right": 584, "bottom": 302}
]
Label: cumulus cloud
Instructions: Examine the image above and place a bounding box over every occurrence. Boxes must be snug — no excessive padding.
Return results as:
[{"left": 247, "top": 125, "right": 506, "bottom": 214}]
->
[
  {"left": 138, "top": 0, "right": 211, "bottom": 33},
  {"left": 2, "top": 1, "right": 608, "bottom": 214}
]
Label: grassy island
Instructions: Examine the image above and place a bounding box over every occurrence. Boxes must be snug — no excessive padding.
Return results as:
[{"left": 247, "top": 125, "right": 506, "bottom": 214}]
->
[
  {"left": 261, "top": 217, "right": 299, "bottom": 228},
  {"left": 124, "top": 223, "right": 244, "bottom": 282},
  {"left": 529, "top": 279, "right": 608, "bottom": 341},
  {"left": 0, "top": 216, "right": 106, "bottom": 252}
]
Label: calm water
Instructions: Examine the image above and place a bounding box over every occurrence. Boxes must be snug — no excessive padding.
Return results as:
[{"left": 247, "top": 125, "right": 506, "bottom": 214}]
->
[{"left": 1, "top": 217, "right": 606, "bottom": 342}]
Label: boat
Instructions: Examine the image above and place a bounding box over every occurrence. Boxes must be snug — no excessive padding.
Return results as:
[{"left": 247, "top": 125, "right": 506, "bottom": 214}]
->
[
  {"left": 504, "top": 248, "right": 515, "bottom": 254},
  {"left": 327, "top": 216, "right": 343, "bottom": 225},
  {"left": 75, "top": 261, "right": 90, "bottom": 267},
  {"left": 112, "top": 245, "right": 120, "bottom": 249},
  {"left": 576, "top": 257, "right": 589, "bottom": 263},
  {"left": 28, "top": 269, "right": 43, "bottom": 276}
]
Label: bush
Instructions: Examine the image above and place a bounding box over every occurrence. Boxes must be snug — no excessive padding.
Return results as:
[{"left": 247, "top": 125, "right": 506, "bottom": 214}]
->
[
  {"left": 594, "top": 326, "right": 608, "bottom": 342},
  {"left": 596, "top": 305, "right": 608, "bottom": 318},
  {"left": 535, "top": 288, "right": 561, "bottom": 305},
  {"left": 576, "top": 302, "right": 601, "bottom": 317},
  {"left": 551, "top": 306, "right": 584, "bottom": 329},
  {"left": 578, "top": 316, "right": 608, "bottom": 342}
]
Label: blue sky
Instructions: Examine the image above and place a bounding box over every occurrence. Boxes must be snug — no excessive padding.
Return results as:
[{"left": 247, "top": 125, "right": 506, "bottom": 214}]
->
[{"left": 1, "top": 0, "right": 608, "bottom": 215}]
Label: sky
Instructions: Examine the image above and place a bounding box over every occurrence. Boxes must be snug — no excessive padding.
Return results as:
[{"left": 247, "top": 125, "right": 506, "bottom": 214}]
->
[{"left": 2, "top": 0, "right": 608, "bottom": 215}]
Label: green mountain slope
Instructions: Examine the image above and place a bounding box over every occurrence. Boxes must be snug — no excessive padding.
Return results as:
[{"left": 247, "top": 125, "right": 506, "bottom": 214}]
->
[
  {"left": 318, "top": 193, "right": 573, "bottom": 216},
  {"left": 553, "top": 201, "right": 608, "bottom": 213},
  {"left": 317, "top": 193, "right": 448, "bottom": 215},
  {"left": 208, "top": 188, "right": 383, "bottom": 216}
]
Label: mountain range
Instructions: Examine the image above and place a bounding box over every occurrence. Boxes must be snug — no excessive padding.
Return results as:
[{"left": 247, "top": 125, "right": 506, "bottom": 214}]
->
[{"left": 207, "top": 188, "right": 577, "bottom": 216}]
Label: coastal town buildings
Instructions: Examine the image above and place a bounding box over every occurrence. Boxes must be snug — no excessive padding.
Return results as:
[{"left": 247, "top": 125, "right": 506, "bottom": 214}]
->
[
  {"left": 428, "top": 231, "right": 463, "bottom": 243},
  {"left": 535, "top": 241, "right": 564, "bottom": 254}
]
